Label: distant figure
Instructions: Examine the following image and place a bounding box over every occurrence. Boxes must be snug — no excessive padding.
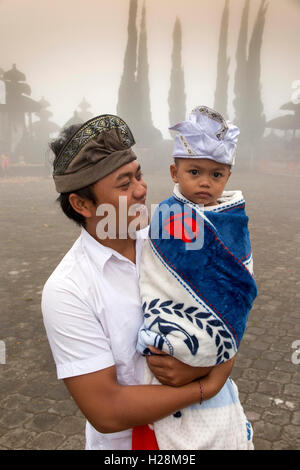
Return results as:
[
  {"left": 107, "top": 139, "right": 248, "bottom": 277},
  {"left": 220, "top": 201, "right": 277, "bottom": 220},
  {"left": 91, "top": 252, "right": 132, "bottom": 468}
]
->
[{"left": 1, "top": 153, "right": 9, "bottom": 177}]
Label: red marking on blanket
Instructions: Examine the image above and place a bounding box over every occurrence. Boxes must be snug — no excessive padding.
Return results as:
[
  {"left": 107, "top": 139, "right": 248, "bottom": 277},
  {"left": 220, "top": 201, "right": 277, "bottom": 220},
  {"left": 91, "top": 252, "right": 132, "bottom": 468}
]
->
[
  {"left": 239, "top": 250, "right": 252, "bottom": 261},
  {"left": 132, "top": 425, "right": 159, "bottom": 450},
  {"left": 221, "top": 203, "right": 245, "bottom": 213},
  {"left": 164, "top": 212, "right": 199, "bottom": 243}
]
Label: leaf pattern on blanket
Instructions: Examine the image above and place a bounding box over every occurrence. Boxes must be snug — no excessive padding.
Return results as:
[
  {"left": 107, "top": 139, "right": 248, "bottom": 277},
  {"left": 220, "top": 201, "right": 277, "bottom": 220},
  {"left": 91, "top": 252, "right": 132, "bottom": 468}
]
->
[{"left": 142, "top": 299, "right": 234, "bottom": 364}]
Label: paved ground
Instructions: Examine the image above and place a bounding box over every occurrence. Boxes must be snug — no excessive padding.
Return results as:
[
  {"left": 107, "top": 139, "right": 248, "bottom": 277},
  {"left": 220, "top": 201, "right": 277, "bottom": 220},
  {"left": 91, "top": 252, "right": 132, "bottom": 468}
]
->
[{"left": 0, "top": 168, "right": 299, "bottom": 450}]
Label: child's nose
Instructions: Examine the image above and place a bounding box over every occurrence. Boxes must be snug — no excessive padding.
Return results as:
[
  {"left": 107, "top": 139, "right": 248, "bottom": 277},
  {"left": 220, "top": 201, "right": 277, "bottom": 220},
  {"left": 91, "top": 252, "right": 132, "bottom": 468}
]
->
[{"left": 199, "top": 176, "right": 210, "bottom": 187}]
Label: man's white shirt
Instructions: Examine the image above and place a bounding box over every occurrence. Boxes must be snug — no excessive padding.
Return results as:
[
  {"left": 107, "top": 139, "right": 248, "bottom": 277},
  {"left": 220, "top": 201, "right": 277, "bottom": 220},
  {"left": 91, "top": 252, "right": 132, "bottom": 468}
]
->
[{"left": 42, "top": 227, "right": 148, "bottom": 450}]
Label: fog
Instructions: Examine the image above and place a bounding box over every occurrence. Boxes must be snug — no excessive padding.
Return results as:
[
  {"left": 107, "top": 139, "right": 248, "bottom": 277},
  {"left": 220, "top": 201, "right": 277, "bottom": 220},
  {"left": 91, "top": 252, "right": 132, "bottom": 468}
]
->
[{"left": 0, "top": 0, "right": 299, "bottom": 137}]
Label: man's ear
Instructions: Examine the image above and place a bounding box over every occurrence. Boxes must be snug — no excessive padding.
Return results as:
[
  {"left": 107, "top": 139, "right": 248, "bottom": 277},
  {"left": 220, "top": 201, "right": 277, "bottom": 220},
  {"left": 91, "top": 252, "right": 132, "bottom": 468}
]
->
[
  {"left": 170, "top": 163, "right": 179, "bottom": 183},
  {"left": 68, "top": 194, "right": 95, "bottom": 219}
]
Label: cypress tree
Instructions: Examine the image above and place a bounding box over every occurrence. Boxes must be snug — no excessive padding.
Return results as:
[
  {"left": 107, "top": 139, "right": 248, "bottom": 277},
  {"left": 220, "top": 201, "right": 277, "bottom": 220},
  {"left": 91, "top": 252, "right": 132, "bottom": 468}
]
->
[
  {"left": 168, "top": 17, "right": 186, "bottom": 129},
  {"left": 135, "top": 1, "right": 153, "bottom": 142},
  {"left": 233, "top": 0, "right": 250, "bottom": 144},
  {"left": 135, "top": 1, "right": 162, "bottom": 145},
  {"left": 214, "top": 0, "right": 230, "bottom": 119},
  {"left": 234, "top": 0, "right": 268, "bottom": 165},
  {"left": 117, "top": 0, "right": 138, "bottom": 130},
  {"left": 247, "top": 0, "right": 268, "bottom": 146}
]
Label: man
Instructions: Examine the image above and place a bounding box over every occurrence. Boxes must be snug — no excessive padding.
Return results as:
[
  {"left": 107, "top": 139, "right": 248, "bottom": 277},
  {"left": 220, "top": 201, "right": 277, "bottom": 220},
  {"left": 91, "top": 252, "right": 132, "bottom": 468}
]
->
[{"left": 42, "top": 114, "right": 234, "bottom": 450}]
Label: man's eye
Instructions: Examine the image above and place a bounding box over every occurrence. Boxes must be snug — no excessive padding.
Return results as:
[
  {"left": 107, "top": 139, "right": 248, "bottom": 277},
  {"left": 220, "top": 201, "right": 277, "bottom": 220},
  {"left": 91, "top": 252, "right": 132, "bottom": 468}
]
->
[
  {"left": 121, "top": 181, "right": 130, "bottom": 189},
  {"left": 136, "top": 172, "right": 143, "bottom": 180}
]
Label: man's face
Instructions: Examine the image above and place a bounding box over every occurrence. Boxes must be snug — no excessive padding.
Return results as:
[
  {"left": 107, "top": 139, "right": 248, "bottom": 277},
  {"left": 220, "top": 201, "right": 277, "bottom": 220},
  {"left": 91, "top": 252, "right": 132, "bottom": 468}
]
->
[
  {"left": 170, "top": 158, "right": 231, "bottom": 206},
  {"left": 91, "top": 160, "right": 148, "bottom": 237}
]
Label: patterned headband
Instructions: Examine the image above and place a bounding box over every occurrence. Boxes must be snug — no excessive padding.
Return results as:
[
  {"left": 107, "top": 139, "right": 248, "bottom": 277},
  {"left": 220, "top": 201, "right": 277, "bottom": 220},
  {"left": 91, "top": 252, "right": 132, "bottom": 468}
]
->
[
  {"left": 190, "top": 106, "right": 229, "bottom": 141},
  {"left": 53, "top": 114, "right": 136, "bottom": 176}
]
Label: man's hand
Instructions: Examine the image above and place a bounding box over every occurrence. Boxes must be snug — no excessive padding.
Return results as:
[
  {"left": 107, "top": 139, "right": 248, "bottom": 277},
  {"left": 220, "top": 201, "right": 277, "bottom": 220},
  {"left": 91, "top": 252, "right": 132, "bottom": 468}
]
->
[{"left": 146, "top": 346, "right": 213, "bottom": 387}]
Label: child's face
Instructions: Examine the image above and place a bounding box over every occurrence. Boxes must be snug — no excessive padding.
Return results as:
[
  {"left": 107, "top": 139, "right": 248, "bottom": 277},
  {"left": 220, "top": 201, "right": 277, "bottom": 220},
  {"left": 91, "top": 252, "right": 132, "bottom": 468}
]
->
[{"left": 170, "top": 158, "right": 231, "bottom": 206}]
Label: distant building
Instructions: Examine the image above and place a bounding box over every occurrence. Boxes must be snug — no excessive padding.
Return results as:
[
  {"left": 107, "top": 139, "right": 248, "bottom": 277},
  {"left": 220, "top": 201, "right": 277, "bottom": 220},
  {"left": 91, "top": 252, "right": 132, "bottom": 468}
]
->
[
  {"left": 30, "top": 97, "right": 61, "bottom": 164},
  {"left": 0, "top": 64, "right": 41, "bottom": 162},
  {"left": 62, "top": 98, "right": 93, "bottom": 129}
]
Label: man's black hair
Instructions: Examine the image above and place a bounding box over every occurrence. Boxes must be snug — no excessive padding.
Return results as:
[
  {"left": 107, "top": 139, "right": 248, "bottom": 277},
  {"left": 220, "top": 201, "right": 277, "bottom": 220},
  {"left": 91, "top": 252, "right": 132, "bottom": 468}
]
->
[{"left": 49, "top": 124, "right": 97, "bottom": 227}]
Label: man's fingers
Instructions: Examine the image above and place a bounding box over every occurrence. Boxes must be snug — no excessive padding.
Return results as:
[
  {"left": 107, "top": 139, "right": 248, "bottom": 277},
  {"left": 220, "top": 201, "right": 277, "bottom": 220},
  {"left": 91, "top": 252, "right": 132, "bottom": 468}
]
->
[
  {"left": 155, "top": 376, "right": 169, "bottom": 385},
  {"left": 146, "top": 355, "right": 167, "bottom": 370},
  {"left": 147, "top": 352, "right": 173, "bottom": 368},
  {"left": 148, "top": 345, "right": 168, "bottom": 356}
]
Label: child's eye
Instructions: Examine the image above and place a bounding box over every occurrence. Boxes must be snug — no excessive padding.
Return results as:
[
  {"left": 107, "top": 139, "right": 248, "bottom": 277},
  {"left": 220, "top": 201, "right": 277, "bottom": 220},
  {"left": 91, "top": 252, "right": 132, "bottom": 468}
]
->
[
  {"left": 189, "top": 169, "right": 199, "bottom": 176},
  {"left": 213, "top": 172, "right": 222, "bottom": 178}
]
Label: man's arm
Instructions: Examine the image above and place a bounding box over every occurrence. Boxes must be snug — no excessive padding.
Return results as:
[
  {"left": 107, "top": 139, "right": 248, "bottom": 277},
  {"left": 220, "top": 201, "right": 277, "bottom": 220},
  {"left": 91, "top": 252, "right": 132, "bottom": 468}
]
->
[
  {"left": 43, "top": 281, "right": 233, "bottom": 434},
  {"left": 64, "top": 365, "right": 199, "bottom": 434},
  {"left": 63, "top": 358, "right": 233, "bottom": 434}
]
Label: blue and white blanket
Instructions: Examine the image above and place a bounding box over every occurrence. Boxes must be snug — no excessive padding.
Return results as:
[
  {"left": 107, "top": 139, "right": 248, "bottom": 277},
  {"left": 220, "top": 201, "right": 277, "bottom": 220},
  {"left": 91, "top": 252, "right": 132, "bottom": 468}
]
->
[{"left": 137, "top": 185, "right": 258, "bottom": 449}]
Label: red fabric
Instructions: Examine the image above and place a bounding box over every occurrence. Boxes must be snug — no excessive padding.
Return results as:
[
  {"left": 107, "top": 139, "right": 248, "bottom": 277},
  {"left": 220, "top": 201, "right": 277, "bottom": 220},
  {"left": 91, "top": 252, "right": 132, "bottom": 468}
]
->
[{"left": 132, "top": 425, "right": 159, "bottom": 450}]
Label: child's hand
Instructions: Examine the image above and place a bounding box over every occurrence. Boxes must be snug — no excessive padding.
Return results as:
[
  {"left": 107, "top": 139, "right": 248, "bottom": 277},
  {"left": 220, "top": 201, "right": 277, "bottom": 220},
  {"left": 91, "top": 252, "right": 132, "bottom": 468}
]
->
[{"left": 146, "top": 346, "right": 213, "bottom": 387}]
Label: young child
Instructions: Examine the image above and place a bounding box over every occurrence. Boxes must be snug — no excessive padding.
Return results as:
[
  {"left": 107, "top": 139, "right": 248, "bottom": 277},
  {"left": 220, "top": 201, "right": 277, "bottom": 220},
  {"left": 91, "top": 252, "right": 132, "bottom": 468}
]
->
[{"left": 135, "top": 106, "right": 258, "bottom": 450}]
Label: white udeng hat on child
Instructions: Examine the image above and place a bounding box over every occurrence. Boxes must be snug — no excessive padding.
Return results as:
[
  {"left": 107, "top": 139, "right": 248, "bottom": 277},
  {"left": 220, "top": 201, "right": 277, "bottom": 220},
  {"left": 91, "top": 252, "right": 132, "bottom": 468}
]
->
[{"left": 169, "top": 105, "right": 240, "bottom": 166}]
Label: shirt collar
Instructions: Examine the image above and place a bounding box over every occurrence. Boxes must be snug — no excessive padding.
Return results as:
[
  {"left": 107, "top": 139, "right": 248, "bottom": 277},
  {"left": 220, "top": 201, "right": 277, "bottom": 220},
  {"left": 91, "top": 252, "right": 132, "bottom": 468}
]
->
[
  {"left": 81, "top": 227, "right": 113, "bottom": 272},
  {"left": 80, "top": 226, "right": 148, "bottom": 272}
]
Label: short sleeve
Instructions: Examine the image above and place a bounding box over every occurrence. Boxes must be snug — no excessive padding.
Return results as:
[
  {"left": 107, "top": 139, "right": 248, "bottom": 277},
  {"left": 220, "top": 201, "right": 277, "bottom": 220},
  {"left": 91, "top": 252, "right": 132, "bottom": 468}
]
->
[{"left": 41, "top": 278, "right": 115, "bottom": 379}]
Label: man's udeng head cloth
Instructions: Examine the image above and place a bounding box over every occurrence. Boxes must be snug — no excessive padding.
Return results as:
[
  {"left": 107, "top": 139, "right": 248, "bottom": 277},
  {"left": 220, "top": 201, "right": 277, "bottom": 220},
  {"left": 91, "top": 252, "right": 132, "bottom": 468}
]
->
[
  {"left": 53, "top": 114, "right": 137, "bottom": 193},
  {"left": 169, "top": 106, "right": 240, "bottom": 166}
]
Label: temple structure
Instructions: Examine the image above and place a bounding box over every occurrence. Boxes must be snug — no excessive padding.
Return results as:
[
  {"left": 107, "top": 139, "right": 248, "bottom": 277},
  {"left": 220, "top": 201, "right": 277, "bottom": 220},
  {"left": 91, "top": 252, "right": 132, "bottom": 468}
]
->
[{"left": 0, "top": 64, "right": 41, "bottom": 162}]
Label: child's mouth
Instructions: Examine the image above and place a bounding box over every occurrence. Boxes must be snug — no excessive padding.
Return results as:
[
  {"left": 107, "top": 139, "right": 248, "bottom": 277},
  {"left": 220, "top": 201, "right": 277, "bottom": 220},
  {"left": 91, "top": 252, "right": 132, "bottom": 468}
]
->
[{"left": 195, "top": 192, "right": 211, "bottom": 198}]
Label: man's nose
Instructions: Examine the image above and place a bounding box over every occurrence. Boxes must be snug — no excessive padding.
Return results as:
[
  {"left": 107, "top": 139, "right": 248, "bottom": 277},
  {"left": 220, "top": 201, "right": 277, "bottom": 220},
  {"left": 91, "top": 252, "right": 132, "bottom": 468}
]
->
[{"left": 133, "top": 179, "right": 147, "bottom": 200}]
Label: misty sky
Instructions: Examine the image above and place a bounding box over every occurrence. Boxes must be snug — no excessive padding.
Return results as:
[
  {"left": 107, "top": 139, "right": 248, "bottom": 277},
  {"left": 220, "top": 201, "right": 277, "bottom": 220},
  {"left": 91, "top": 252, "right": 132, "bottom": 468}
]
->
[{"left": 0, "top": 0, "right": 299, "bottom": 138}]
